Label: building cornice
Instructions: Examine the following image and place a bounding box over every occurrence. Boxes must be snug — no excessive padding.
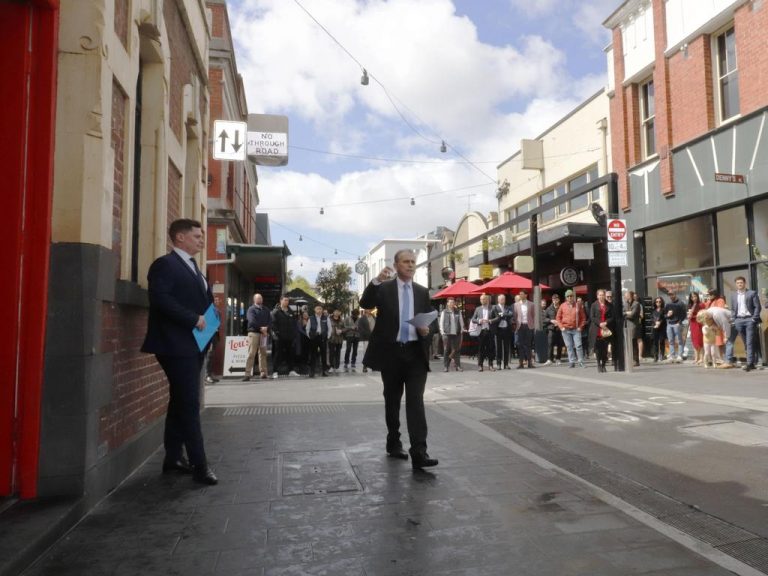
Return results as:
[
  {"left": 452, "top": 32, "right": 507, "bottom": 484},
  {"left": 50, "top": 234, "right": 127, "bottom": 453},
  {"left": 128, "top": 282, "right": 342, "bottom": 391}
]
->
[{"left": 603, "top": 0, "right": 651, "bottom": 29}]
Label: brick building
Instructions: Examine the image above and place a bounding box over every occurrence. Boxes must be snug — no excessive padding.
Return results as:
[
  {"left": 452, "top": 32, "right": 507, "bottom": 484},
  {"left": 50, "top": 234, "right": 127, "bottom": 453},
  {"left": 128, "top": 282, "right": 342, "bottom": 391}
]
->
[
  {"left": 605, "top": 0, "right": 768, "bottom": 357},
  {"left": 1, "top": 0, "right": 213, "bottom": 567},
  {"left": 205, "top": 0, "right": 290, "bottom": 378}
]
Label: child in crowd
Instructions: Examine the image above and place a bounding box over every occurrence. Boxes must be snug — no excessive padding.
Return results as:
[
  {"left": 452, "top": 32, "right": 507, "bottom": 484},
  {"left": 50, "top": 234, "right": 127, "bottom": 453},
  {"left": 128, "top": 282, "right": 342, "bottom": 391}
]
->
[{"left": 697, "top": 310, "right": 721, "bottom": 368}]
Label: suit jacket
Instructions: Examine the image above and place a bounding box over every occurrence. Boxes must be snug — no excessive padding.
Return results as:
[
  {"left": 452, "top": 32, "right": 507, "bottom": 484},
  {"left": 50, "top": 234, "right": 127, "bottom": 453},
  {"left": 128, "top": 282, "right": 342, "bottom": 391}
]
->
[
  {"left": 359, "top": 278, "right": 431, "bottom": 371},
  {"left": 471, "top": 305, "right": 499, "bottom": 333},
  {"left": 513, "top": 300, "right": 535, "bottom": 330},
  {"left": 141, "top": 251, "right": 213, "bottom": 357},
  {"left": 730, "top": 290, "right": 761, "bottom": 322}
]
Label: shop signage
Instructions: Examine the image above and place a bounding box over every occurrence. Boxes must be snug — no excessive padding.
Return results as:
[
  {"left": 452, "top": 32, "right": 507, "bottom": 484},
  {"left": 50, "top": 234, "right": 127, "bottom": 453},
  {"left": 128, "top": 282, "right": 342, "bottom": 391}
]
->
[
  {"left": 223, "top": 336, "right": 250, "bottom": 375},
  {"left": 715, "top": 172, "right": 745, "bottom": 184},
  {"left": 213, "top": 120, "right": 247, "bottom": 161},
  {"left": 559, "top": 266, "right": 579, "bottom": 286},
  {"left": 479, "top": 264, "right": 494, "bottom": 278},
  {"left": 606, "top": 219, "right": 627, "bottom": 242}
]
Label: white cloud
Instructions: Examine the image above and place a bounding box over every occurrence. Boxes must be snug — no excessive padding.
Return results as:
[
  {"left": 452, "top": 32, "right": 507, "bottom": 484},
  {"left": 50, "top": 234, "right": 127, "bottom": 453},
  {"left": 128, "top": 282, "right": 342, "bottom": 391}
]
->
[{"left": 508, "top": 0, "right": 559, "bottom": 16}]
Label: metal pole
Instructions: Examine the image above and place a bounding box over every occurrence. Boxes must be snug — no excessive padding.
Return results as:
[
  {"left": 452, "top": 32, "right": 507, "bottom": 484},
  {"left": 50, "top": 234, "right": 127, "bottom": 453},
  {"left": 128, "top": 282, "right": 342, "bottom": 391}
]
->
[
  {"left": 531, "top": 216, "right": 547, "bottom": 363},
  {"left": 608, "top": 174, "right": 625, "bottom": 371}
]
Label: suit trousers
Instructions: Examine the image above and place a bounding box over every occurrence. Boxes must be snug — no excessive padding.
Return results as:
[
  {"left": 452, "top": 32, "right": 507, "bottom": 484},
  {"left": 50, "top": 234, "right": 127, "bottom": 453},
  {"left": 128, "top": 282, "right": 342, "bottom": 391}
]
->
[
  {"left": 728, "top": 317, "right": 757, "bottom": 366},
  {"left": 273, "top": 338, "right": 294, "bottom": 374},
  {"left": 478, "top": 329, "right": 495, "bottom": 366},
  {"left": 308, "top": 337, "right": 328, "bottom": 375},
  {"left": 381, "top": 342, "right": 428, "bottom": 455},
  {"left": 516, "top": 324, "right": 533, "bottom": 364},
  {"left": 157, "top": 354, "right": 207, "bottom": 467},
  {"left": 495, "top": 326, "right": 512, "bottom": 367}
]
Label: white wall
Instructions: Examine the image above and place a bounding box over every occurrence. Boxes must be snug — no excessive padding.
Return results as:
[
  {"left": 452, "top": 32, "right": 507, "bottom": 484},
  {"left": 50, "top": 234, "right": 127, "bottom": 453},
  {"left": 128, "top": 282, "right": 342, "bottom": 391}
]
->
[
  {"left": 665, "top": 0, "right": 744, "bottom": 50},
  {"left": 621, "top": 1, "right": 655, "bottom": 82}
]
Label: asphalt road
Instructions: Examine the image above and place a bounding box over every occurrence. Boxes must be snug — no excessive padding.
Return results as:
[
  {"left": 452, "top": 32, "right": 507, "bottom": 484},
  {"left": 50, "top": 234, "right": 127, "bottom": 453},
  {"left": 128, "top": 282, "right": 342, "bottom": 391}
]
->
[{"left": 207, "top": 359, "right": 768, "bottom": 540}]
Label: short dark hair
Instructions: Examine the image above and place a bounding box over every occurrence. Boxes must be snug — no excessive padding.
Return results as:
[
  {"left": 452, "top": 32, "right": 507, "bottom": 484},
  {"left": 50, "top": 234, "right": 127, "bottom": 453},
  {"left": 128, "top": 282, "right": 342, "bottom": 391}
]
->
[
  {"left": 394, "top": 249, "right": 415, "bottom": 264},
  {"left": 168, "top": 218, "right": 202, "bottom": 241},
  {"left": 735, "top": 276, "right": 747, "bottom": 284}
]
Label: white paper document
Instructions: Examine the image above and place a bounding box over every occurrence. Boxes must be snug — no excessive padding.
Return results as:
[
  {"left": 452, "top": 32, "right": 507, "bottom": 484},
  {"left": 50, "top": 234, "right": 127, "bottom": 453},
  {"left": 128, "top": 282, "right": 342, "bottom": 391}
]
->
[{"left": 407, "top": 310, "right": 438, "bottom": 329}]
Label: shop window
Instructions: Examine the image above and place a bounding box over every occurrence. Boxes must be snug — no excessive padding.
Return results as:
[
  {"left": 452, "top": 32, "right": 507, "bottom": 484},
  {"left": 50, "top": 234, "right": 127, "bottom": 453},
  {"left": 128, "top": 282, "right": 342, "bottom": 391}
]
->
[
  {"left": 752, "top": 199, "right": 768, "bottom": 257},
  {"left": 554, "top": 184, "right": 567, "bottom": 216},
  {"left": 645, "top": 215, "right": 714, "bottom": 275},
  {"left": 716, "top": 26, "right": 739, "bottom": 123},
  {"left": 640, "top": 78, "right": 656, "bottom": 158},
  {"left": 716, "top": 206, "right": 748, "bottom": 265},
  {"left": 516, "top": 202, "right": 530, "bottom": 233}
]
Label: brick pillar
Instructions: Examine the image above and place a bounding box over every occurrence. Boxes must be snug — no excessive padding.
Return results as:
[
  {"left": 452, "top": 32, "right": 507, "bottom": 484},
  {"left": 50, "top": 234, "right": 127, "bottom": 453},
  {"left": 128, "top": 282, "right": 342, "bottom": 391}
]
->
[{"left": 653, "top": 0, "right": 674, "bottom": 196}]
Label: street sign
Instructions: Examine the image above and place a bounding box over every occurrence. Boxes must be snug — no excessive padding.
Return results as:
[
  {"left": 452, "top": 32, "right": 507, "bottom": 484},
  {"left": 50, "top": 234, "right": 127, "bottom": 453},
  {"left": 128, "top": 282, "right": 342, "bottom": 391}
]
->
[
  {"left": 479, "top": 263, "right": 494, "bottom": 278},
  {"left": 607, "top": 241, "right": 627, "bottom": 252},
  {"left": 606, "top": 219, "right": 627, "bottom": 242},
  {"left": 608, "top": 251, "right": 629, "bottom": 267},
  {"left": 715, "top": 172, "right": 745, "bottom": 184},
  {"left": 213, "top": 120, "right": 247, "bottom": 161},
  {"left": 247, "top": 131, "right": 288, "bottom": 161}
]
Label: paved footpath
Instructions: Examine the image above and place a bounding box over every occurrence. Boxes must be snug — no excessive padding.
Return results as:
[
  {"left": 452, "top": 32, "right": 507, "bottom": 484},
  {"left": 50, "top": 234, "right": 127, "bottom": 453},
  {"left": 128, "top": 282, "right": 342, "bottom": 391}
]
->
[{"left": 22, "top": 375, "right": 757, "bottom": 575}]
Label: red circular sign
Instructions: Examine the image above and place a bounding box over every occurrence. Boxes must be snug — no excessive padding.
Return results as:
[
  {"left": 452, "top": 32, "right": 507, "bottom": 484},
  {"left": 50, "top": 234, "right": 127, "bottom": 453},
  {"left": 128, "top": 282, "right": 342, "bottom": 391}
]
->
[{"left": 607, "top": 219, "right": 627, "bottom": 241}]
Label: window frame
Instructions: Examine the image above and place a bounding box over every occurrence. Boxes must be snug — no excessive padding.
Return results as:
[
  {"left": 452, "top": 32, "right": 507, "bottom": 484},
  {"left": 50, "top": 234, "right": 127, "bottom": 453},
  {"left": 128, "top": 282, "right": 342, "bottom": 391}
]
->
[
  {"left": 639, "top": 77, "right": 656, "bottom": 159},
  {"left": 714, "top": 25, "right": 740, "bottom": 124}
]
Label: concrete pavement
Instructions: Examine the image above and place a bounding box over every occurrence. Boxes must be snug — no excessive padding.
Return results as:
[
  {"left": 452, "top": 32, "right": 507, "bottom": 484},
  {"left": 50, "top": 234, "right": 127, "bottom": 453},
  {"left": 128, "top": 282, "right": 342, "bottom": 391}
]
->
[{"left": 19, "top": 359, "right": 767, "bottom": 575}]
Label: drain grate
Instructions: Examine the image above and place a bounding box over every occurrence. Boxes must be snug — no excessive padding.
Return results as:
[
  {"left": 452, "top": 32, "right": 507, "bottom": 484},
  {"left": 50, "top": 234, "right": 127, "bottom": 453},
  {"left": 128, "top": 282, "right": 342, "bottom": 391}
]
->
[
  {"left": 222, "top": 404, "right": 345, "bottom": 416},
  {"left": 717, "top": 539, "right": 768, "bottom": 573}
]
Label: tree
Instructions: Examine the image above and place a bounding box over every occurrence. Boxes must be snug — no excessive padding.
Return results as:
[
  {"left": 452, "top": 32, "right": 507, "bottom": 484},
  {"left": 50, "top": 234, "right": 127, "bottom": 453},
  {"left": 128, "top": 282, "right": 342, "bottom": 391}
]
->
[
  {"left": 315, "top": 263, "right": 354, "bottom": 311},
  {"left": 287, "top": 275, "right": 317, "bottom": 299}
]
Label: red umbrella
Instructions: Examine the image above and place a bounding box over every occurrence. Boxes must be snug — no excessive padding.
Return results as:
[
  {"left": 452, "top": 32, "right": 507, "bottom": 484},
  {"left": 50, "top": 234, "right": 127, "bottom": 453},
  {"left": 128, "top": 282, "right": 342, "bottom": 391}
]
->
[
  {"left": 432, "top": 279, "right": 481, "bottom": 299},
  {"left": 468, "top": 272, "right": 549, "bottom": 294}
]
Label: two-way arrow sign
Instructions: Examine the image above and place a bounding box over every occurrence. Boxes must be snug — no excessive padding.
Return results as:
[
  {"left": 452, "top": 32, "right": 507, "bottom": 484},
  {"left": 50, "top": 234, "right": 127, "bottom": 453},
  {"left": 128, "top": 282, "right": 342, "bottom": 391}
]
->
[{"left": 213, "top": 120, "right": 247, "bottom": 161}]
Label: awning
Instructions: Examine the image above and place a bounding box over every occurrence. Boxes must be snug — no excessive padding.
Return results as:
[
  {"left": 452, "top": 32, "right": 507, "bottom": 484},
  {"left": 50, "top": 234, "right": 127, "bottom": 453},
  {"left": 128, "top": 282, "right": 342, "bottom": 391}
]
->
[
  {"left": 227, "top": 243, "right": 291, "bottom": 300},
  {"left": 468, "top": 222, "right": 604, "bottom": 267}
]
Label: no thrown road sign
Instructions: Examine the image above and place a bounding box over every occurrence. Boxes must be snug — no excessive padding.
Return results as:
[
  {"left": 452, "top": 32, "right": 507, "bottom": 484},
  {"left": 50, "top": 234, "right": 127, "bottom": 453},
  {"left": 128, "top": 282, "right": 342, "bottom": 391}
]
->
[{"left": 607, "top": 219, "right": 627, "bottom": 242}]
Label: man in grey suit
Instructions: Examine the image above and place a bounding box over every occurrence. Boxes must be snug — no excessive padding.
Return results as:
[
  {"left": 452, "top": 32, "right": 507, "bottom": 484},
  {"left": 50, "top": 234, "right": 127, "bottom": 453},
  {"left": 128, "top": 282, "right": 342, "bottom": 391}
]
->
[{"left": 359, "top": 249, "right": 437, "bottom": 470}]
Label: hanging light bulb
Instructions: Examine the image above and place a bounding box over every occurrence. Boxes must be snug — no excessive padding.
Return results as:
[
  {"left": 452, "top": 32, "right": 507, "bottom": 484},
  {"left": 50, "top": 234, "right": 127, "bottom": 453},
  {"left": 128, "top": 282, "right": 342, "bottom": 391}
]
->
[
  {"left": 410, "top": 197, "right": 415, "bottom": 206},
  {"left": 440, "top": 140, "right": 447, "bottom": 153},
  {"left": 334, "top": 249, "right": 338, "bottom": 255},
  {"left": 322, "top": 257, "right": 326, "bottom": 263},
  {"left": 320, "top": 207, "right": 324, "bottom": 215},
  {"left": 300, "top": 262, "right": 303, "bottom": 267},
  {"left": 299, "top": 234, "right": 303, "bottom": 241},
  {"left": 361, "top": 68, "right": 369, "bottom": 85}
]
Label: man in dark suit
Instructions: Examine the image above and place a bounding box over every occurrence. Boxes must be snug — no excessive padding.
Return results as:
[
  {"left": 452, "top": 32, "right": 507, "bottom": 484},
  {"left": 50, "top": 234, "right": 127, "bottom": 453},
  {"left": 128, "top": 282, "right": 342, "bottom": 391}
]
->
[
  {"left": 360, "top": 249, "right": 437, "bottom": 470},
  {"left": 727, "top": 276, "right": 762, "bottom": 371},
  {"left": 141, "top": 219, "right": 218, "bottom": 485}
]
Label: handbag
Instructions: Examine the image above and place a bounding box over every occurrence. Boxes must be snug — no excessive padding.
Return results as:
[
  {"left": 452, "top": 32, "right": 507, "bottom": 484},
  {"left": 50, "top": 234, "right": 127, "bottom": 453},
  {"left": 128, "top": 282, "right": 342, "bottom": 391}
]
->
[
  {"left": 468, "top": 321, "right": 481, "bottom": 337},
  {"left": 600, "top": 327, "right": 612, "bottom": 338}
]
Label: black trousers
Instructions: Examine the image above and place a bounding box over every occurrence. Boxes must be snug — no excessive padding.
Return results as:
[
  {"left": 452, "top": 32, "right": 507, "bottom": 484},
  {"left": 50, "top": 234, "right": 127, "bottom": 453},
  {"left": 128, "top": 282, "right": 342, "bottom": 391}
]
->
[
  {"left": 594, "top": 338, "right": 610, "bottom": 370},
  {"left": 548, "top": 329, "right": 564, "bottom": 361},
  {"left": 273, "top": 338, "right": 294, "bottom": 373},
  {"left": 478, "top": 329, "right": 495, "bottom": 366},
  {"left": 308, "top": 337, "right": 328, "bottom": 375},
  {"left": 344, "top": 338, "right": 359, "bottom": 366},
  {"left": 381, "top": 343, "right": 428, "bottom": 455},
  {"left": 157, "top": 354, "right": 207, "bottom": 467},
  {"left": 516, "top": 325, "right": 533, "bottom": 364},
  {"left": 495, "top": 326, "right": 512, "bottom": 367}
]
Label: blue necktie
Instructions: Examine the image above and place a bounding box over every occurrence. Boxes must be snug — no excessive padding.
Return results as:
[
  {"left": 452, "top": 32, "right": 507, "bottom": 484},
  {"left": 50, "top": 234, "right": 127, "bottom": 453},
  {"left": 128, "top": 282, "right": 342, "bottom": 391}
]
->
[{"left": 399, "top": 283, "right": 411, "bottom": 343}]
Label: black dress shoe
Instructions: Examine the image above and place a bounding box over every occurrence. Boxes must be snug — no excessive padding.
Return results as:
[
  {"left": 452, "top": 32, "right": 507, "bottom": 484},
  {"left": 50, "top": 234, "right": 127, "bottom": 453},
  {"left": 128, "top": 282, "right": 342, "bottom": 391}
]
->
[
  {"left": 743, "top": 364, "right": 755, "bottom": 372},
  {"left": 411, "top": 454, "right": 438, "bottom": 470},
  {"left": 162, "top": 457, "right": 193, "bottom": 475},
  {"left": 387, "top": 448, "right": 409, "bottom": 460},
  {"left": 192, "top": 466, "right": 218, "bottom": 485}
]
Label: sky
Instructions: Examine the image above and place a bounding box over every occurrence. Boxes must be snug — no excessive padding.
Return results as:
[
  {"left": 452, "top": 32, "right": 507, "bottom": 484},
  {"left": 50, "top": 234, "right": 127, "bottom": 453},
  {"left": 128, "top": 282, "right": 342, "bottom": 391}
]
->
[{"left": 228, "top": 0, "right": 619, "bottom": 286}]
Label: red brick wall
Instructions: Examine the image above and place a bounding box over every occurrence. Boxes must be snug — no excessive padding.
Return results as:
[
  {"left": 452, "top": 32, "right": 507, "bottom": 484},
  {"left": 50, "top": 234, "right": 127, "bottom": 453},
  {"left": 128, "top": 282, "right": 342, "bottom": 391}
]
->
[
  {"left": 165, "top": 0, "right": 204, "bottom": 141},
  {"left": 210, "top": 2, "right": 226, "bottom": 40},
  {"left": 114, "top": 0, "right": 129, "bottom": 49},
  {"left": 669, "top": 35, "right": 714, "bottom": 147},
  {"left": 111, "top": 79, "right": 126, "bottom": 277},
  {"left": 652, "top": 0, "right": 674, "bottom": 196},
  {"left": 736, "top": 1, "right": 768, "bottom": 116},
  {"left": 208, "top": 67, "right": 222, "bottom": 199},
  {"left": 99, "top": 303, "right": 167, "bottom": 452},
  {"left": 609, "top": 27, "right": 631, "bottom": 211}
]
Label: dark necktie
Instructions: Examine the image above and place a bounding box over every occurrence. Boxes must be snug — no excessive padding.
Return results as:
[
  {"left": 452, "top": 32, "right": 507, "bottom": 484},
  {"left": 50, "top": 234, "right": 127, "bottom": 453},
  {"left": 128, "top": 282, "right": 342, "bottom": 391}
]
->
[{"left": 189, "top": 258, "right": 206, "bottom": 291}]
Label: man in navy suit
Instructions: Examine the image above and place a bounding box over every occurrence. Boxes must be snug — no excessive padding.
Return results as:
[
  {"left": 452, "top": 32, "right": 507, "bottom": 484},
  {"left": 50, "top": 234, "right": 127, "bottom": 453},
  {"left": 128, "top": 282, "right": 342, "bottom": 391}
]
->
[
  {"left": 360, "top": 249, "right": 437, "bottom": 470},
  {"left": 727, "top": 276, "right": 762, "bottom": 372},
  {"left": 141, "top": 219, "right": 218, "bottom": 485}
]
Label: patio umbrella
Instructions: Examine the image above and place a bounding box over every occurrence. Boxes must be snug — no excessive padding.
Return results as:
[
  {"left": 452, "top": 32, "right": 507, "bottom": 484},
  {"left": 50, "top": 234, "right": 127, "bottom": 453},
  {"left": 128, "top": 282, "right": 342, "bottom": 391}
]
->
[
  {"left": 468, "top": 272, "right": 549, "bottom": 294},
  {"left": 432, "top": 279, "right": 481, "bottom": 299}
]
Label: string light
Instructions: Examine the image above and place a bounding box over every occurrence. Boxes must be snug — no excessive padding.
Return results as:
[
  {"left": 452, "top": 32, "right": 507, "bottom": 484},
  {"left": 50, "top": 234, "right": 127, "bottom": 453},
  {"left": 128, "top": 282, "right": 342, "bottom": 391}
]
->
[
  {"left": 320, "top": 207, "right": 324, "bottom": 215},
  {"left": 440, "top": 140, "right": 447, "bottom": 153},
  {"left": 361, "top": 68, "right": 369, "bottom": 85},
  {"left": 410, "top": 197, "right": 415, "bottom": 206}
]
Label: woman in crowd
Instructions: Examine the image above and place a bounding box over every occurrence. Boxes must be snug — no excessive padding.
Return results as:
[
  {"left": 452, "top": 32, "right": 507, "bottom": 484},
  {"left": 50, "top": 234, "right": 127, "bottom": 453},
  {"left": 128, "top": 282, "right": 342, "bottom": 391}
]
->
[
  {"left": 343, "top": 309, "right": 360, "bottom": 371},
  {"left": 623, "top": 290, "right": 642, "bottom": 367},
  {"left": 328, "top": 309, "right": 345, "bottom": 372},
  {"left": 589, "top": 289, "right": 615, "bottom": 373},
  {"left": 687, "top": 292, "right": 704, "bottom": 365},
  {"left": 650, "top": 297, "right": 667, "bottom": 362},
  {"left": 705, "top": 288, "right": 728, "bottom": 359}
]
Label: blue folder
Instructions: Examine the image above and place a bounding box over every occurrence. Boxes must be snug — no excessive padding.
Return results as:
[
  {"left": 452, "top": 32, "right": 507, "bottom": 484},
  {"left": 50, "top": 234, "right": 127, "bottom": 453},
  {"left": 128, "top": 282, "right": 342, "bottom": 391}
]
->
[{"left": 193, "top": 303, "right": 221, "bottom": 352}]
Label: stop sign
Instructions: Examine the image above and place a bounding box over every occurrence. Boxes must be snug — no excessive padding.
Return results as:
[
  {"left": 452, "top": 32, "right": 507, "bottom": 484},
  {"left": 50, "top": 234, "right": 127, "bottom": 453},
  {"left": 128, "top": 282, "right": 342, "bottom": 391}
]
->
[{"left": 607, "top": 219, "right": 627, "bottom": 241}]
